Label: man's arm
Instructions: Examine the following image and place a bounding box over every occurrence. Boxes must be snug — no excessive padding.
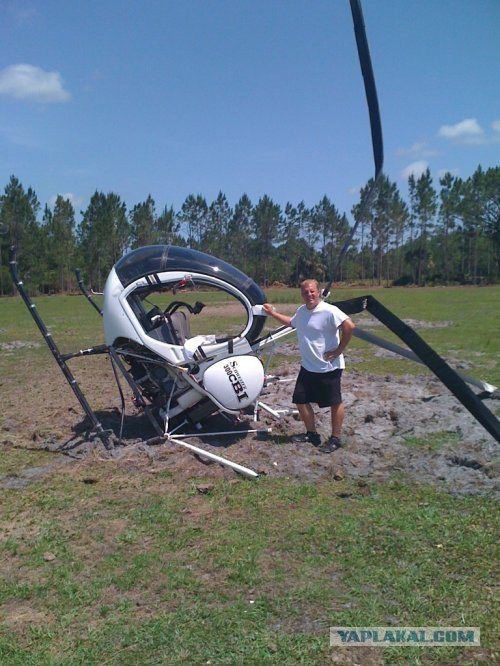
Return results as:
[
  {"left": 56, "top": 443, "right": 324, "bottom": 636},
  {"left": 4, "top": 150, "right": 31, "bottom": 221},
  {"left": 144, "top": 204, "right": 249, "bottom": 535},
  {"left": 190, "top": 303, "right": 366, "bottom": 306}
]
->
[
  {"left": 263, "top": 303, "right": 293, "bottom": 327},
  {"left": 324, "top": 318, "right": 355, "bottom": 361}
]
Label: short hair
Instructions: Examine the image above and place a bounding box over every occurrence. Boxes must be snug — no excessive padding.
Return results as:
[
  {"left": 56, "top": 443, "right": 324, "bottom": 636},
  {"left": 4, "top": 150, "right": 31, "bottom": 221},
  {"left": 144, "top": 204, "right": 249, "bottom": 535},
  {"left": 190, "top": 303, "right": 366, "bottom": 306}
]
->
[{"left": 300, "top": 279, "right": 320, "bottom": 291}]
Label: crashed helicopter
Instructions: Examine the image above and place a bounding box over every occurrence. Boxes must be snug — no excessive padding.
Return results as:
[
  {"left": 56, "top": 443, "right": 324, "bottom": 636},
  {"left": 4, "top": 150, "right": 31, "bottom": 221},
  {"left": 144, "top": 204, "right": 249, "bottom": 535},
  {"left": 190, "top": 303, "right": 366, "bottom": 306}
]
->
[
  {"left": 9, "top": 0, "right": 500, "bottom": 478},
  {"left": 9, "top": 239, "right": 499, "bottom": 480}
]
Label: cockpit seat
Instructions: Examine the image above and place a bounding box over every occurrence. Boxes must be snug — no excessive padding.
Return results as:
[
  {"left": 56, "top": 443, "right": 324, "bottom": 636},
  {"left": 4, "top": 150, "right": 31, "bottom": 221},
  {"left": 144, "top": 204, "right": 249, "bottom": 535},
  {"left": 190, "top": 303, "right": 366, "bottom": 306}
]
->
[{"left": 148, "top": 310, "right": 191, "bottom": 345}]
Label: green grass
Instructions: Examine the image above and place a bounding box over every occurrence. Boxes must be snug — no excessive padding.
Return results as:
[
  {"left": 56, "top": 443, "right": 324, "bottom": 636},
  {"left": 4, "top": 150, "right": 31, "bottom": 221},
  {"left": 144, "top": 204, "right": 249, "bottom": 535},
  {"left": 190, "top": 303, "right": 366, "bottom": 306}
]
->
[
  {"left": 1, "top": 285, "right": 498, "bottom": 382},
  {"left": 0, "top": 446, "right": 57, "bottom": 476},
  {"left": 267, "top": 285, "right": 500, "bottom": 384},
  {"left": 0, "top": 286, "right": 499, "bottom": 664},
  {"left": 402, "top": 431, "right": 462, "bottom": 452},
  {"left": 0, "top": 474, "right": 498, "bottom": 664}
]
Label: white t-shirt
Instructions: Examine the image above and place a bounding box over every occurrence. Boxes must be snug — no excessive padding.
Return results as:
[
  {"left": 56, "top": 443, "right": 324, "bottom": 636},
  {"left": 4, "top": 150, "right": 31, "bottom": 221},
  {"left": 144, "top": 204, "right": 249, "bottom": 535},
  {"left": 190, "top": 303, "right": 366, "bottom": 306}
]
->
[{"left": 291, "top": 301, "right": 349, "bottom": 373}]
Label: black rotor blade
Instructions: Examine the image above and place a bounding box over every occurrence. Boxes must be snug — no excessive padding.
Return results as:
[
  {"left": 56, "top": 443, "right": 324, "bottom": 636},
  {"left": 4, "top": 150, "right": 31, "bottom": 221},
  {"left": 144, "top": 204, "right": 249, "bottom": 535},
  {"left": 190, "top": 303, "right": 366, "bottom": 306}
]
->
[
  {"left": 349, "top": 0, "right": 383, "bottom": 180},
  {"left": 324, "top": 0, "right": 384, "bottom": 293}
]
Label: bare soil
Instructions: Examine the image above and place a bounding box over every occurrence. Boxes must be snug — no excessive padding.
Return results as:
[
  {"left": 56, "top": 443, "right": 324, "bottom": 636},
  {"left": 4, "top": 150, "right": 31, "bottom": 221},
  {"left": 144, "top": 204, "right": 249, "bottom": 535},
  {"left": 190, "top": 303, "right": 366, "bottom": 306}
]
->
[{"left": 2, "top": 347, "right": 498, "bottom": 496}]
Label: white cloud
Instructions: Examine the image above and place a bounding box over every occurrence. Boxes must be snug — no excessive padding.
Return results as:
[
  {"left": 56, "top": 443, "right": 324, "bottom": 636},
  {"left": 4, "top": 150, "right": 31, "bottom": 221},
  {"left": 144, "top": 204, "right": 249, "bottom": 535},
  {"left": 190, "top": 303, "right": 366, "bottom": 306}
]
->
[
  {"left": 396, "top": 141, "right": 438, "bottom": 158},
  {"left": 492, "top": 120, "right": 500, "bottom": 133},
  {"left": 400, "top": 160, "right": 428, "bottom": 180},
  {"left": 438, "top": 118, "right": 484, "bottom": 142},
  {"left": 0, "top": 64, "right": 70, "bottom": 102},
  {"left": 49, "top": 193, "right": 82, "bottom": 209}
]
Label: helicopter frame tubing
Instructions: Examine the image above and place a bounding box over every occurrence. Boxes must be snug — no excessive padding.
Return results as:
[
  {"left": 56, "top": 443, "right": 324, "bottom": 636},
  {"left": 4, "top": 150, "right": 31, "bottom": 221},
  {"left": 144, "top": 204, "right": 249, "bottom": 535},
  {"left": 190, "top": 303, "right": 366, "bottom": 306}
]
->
[
  {"left": 10, "top": 246, "right": 264, "bottom": 476},
  {"left": 9, "top": 245, "right": 113, "bottom": 449}
]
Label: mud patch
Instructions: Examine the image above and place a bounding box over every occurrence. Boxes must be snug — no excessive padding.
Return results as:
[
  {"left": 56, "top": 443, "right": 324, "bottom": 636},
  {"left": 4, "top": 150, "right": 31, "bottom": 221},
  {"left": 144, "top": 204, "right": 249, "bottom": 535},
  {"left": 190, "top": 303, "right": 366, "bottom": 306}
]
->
[
  {"left": 0, "top": 456, "right": 73, "bottom": 489},
  {"left": 0, "top": 599, "right": 52, "bottom": 631},
  {"left": 0, "top": 340, "right": 41, "bottom": 352},
  {"left": 355, "top": 316, "right": 452, "bottom": 329},
  {"left": 32, "top": 359, "right": 499, "bottom": 498}
]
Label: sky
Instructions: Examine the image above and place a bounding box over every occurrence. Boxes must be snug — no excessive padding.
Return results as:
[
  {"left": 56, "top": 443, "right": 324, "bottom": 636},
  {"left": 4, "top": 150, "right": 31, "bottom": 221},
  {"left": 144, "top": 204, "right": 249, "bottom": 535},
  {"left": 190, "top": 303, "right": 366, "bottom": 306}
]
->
[{"left": 0, "top": 0, "right": 499, "bottom": 221}]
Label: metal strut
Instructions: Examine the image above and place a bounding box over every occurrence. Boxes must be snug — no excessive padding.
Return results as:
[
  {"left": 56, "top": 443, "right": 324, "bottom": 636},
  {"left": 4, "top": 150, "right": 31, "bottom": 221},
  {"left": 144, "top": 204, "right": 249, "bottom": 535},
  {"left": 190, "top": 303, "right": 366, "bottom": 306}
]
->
[
  {"left": 75, "top": 268, "right": 103, "bottom": 316},
  {"left": 9, "top": 246, "right": 113, "bottom": 449},
  {"left": 108, "top": 347, "right": 164, "bottom": 437}
]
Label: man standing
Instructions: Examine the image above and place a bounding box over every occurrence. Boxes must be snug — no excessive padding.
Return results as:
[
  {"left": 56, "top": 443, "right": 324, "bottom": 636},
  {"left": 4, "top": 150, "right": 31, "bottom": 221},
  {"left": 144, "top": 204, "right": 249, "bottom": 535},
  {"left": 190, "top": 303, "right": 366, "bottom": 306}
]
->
[{"left": 263, "top": 279, "right": 355, "bottom": 453}]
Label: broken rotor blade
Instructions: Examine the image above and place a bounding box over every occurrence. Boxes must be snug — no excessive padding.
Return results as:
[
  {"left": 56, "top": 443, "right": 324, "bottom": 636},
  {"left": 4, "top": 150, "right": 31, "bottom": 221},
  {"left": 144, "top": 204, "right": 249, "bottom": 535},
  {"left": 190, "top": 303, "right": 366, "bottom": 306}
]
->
[{"left": 354, "top": 326, "right": 497, "bottom": 395}]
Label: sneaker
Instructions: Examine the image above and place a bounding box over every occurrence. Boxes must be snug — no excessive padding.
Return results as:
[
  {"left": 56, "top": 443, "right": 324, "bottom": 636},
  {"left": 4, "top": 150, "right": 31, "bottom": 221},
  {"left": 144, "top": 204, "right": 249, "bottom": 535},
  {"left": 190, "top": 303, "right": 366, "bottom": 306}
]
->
[
  {"left": 317, "top": 435, "right": 342, "bottom": 454},
  {"left": 290, "top": 431, "right": 321, "bottom": 446}
]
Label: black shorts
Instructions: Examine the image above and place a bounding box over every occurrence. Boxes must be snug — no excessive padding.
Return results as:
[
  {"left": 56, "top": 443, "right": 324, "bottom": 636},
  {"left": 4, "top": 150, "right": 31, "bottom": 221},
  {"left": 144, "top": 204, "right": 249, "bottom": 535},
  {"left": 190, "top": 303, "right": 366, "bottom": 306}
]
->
[{"left": 292, "top": 367, "right": 343, "bottom": 408}]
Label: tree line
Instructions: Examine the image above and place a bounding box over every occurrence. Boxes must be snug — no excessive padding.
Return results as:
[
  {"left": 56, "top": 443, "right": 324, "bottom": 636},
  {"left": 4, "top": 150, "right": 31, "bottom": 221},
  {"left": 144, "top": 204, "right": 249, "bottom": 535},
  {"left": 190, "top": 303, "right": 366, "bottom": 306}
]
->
[{"left": 0, "top": 164, "right": 498, "bottom": 295}]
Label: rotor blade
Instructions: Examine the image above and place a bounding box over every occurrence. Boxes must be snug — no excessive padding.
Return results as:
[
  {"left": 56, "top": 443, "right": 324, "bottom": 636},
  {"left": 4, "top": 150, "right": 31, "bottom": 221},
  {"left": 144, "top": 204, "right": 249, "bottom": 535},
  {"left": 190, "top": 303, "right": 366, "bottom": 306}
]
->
[
  {"left": 324, "top": 0, "right": 384, "bottom": 294},
  {"left": 354, "top": 327, "right": 498, "bottom": 395},
  {"left": 349, "top": 0, "right": 384, "bottom": 180}
]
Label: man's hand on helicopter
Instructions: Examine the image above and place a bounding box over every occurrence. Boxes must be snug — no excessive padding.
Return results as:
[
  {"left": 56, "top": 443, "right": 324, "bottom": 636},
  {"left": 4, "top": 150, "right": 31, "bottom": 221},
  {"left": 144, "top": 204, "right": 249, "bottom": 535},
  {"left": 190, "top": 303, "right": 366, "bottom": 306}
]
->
[{"left": 263, "top": 303, "right": 293, "bottom": 327}]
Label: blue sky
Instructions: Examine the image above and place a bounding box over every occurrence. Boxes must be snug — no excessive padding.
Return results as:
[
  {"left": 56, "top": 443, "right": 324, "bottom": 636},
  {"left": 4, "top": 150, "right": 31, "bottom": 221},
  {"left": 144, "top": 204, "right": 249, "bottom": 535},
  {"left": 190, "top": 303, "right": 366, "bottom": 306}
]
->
[{"left": 0, "top": 0, "right": 498, "bottom": 220}]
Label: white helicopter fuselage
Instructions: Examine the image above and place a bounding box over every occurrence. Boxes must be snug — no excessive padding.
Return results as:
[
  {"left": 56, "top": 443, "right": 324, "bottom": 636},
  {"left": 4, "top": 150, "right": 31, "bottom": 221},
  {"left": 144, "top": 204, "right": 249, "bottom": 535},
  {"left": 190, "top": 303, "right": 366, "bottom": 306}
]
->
[{"left": 102, "top": 250, "right": 269, "bottom": 419}]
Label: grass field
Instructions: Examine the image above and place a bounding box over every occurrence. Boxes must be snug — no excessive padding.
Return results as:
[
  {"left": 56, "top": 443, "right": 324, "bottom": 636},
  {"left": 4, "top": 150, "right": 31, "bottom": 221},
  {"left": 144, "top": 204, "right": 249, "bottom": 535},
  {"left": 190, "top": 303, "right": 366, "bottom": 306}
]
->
[
  {"left": 0, "top": 286, "right": 499, "bottom": 664},
  {"left": 1, "top": 285, "right": 499, "bottom": 382}
]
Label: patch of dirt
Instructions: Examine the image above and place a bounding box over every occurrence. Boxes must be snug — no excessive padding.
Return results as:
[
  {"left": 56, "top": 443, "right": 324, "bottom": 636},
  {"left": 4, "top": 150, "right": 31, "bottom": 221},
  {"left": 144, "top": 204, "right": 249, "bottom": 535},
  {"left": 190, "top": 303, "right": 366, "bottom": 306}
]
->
[
  {"left": 0, "top": 340, "right": 41, "bottom": 352},
  {"left": 0, "top": 599, "right": 53, "bottom": 631},
  {"left": 355, "top": 316, "right": 453, "bottom": 329},
  {"left": 0, "top": 459, "right": 71, "bottom": 489},
  {"left": 1, "top": 349, "right": 498, "bottom": 496}
]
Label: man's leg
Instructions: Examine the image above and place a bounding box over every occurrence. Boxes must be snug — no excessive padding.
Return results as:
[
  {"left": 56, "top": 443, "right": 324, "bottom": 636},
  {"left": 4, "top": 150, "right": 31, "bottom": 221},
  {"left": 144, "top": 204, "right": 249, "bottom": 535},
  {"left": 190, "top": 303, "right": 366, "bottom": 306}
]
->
[
  {"left": 296, "top": 402, "right": 316, "bottom": 432},
  {"left": 330, "top": 402, "right": 344, "bottom": 438},
  {"left": 291, "top": 403, "right": 320, "bottom": 445}
]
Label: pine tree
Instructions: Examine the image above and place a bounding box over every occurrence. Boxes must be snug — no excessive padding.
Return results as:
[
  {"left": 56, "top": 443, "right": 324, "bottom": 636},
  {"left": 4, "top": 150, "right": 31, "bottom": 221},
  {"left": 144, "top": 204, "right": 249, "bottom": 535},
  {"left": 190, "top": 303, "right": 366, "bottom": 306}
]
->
[
  {"left": 206, "top": 191, "right": 232, "bottom": 259},
  {"left": 437, "top": 173, "right": 462, "bottom": 282},
  {"left": 0, "top": 175, "right": 40, "bottom": 294},
  {"left": 459, "top": 166, "right": 500, "bottom": 283},
  {"left": 280, "top": 201, "right": 310, "bottom": 286},
  {"left": 310, "top": 196, "right": 349, "bottom": 280},
  {"left": 251, "top": 195, "right": 282, "bottom": 285},
  {"left": 79, "top": 192, "right": 129, "bottom": 289},
  {"left": 177, "top": 195, "right": 209, "bottom": 250},
  {"left": 373, "top": 176, "right": 408, "bottom": 284},
  {"left": 130, "top": 195, "right": 156, "bottom": 249},
  {"left": 352, "top": 180, "right": 375, "bottom": 281},
  {"left": 481, "top": 166, "right": 500, "bottom": 279},
  {"left": 408, "top": 169, "right": 437, "bottom": 285},
  {"left": 156, "top": 205, "right": 182, "bottom": 245},
  {"left": 226, "top": 194, "right": 253, "bottom": 272},
  {"left": 45, "top": 195, "right": 77, "bottom": 292}
]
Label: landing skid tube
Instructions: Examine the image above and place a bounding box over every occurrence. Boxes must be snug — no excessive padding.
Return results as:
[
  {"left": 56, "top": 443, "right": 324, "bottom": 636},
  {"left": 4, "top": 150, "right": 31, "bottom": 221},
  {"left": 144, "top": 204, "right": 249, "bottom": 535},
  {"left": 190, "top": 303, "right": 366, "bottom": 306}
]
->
[{"left": 9, "top": 246, "right": 113, "bottom": 449}]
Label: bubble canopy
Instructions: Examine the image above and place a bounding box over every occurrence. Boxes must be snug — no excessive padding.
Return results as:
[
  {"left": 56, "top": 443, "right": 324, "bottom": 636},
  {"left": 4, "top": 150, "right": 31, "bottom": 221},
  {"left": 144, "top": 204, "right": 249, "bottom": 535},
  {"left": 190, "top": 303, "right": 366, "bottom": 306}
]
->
[{"left": 114, "top": 245, "right": 266, "bottom": 305}]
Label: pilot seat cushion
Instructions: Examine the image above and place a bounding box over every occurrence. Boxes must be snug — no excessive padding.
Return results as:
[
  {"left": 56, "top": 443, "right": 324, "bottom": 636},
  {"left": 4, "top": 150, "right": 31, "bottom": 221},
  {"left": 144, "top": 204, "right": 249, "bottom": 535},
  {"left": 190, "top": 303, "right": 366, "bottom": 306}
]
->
[{"left": 148, "top": 310, "right": 191, "bottom": 345}]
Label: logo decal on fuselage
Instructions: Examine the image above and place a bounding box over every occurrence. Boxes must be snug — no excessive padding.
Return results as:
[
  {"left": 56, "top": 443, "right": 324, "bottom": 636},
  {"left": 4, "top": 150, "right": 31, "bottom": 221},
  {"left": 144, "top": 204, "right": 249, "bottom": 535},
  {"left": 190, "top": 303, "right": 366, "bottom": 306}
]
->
[{"left": 223, "top": 360, "right": 249, "bottom": 402}]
